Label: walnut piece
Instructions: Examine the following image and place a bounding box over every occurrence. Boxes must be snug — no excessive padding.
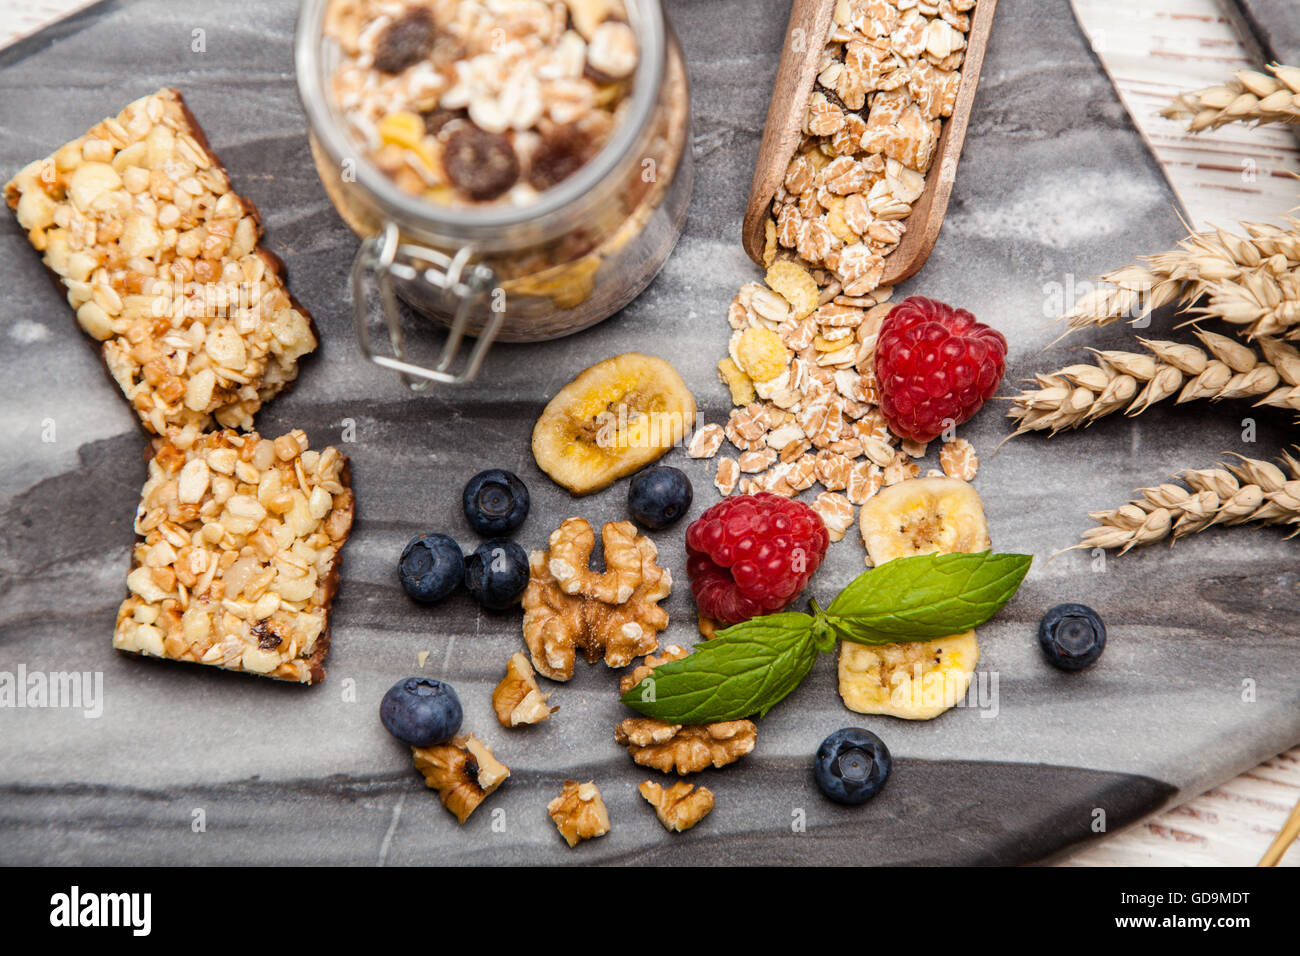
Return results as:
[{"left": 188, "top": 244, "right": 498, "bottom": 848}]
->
[
  {"left": 638, "top": 780, "right": 715, "bottom": 833},
  {"left": 521, "top": 518, "right": 670, "bottom": 681},
  {"left": 545, "top": 518, "right": 642, "bottom": 604},
  {"left": 492, "top": 651, "right": 558, "bottom": 727},
  {"left": 615, "top": 646, "right": 758, "bottom": 775},
  {"left": 547, "top": 780, "right": 611, "bottom": 847},
  {"left": 412, "top": 734, "right": 510, "bottom": 824},
  {"left": 615, "top": 718, "right": 758, "bottom": 775}
]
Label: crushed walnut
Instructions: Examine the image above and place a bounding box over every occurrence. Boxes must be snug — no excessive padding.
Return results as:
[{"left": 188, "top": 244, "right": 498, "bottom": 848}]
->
[
  {"left": 638, "top": 780, "right": 714, "bottom": 833},
  {"left": 548, "top": 779, "right": 611, "bottom": 847},
  {"left": 492, "top": 651, "right": 558, "bottom": 727},
  {"left": 112, "top": 427, "right": 353, "bottom": 684},
  {"left": 614, "top": 646, "right": 758, "bottom": 775},
  {"left": 412, "top": 733, "right": 510, "bottom": 824},
  {"left": 521, "top": 517, "right": 670, "bottom": 681}
]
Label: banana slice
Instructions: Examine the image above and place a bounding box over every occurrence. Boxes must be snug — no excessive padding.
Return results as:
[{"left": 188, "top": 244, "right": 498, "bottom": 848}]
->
[
  {"left": 838, "top": 631, "right": 979, "bottom": 720},
  {"left": 532, "top": 353, "right": 697, "bottom": 496},
  {"left": 843, "top": 477, "right": 990, "bottom": 719},
  {"left": 858, "top": 476, "right": 991, "bottom": 566}
]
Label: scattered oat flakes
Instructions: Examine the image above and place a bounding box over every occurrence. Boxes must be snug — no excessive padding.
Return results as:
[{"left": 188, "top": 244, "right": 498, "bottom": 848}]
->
[
  {"left": 688, "top": 423, "right": 725, "bottom": 459},
  {"left": 846, "top": 460, "right": 883, "bottom": 504},
  {"left": 883, "top": 453, "right": 921, "bottom": 485},
  {"left": 813, "top": 491, "right": 855, "bottom": 542},
  {"left": 714, "top": 458, "right": 740, "bottom": 496},
  {"left": 739, "top": 448, "right": 779, "bottom": 473},
  {"left": 939, "top": 436, "right": 979, "bottom": 481}
]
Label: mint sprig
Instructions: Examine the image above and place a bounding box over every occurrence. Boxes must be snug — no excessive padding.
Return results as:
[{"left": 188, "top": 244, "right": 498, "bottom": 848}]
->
[
  {"left": 621, "top": 551, "right": 1031, "bottom": 724},
  {"left": 826, "top": 551, "right": 1032, "bottom": 645}
]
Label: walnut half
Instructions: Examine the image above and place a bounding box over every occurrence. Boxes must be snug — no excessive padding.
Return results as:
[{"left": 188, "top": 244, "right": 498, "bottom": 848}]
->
[
  {"left": 639, "top": 780, "right": 714, "bottom": 833},
  {"left": 547, "top": 780, "right": 611, "bottom": 848},
  {"left": 412, "top": 734, "right": 510, "bottom": 824},
  {"left": 492, "top": 651, "right": 559, "bottom": 727},
  {"left": 614, "top": 646, "right": 758, "bottom": 775},
  {"left": 521, "top": 518, "right": 670, "bottom": 681}
]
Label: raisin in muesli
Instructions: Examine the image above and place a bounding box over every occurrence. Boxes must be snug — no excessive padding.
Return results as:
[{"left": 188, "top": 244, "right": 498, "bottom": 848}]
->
[
  {"left": 373, "top": 6, "right": 437, "bottom": 75},
  {"left": 443, "top": 127, "right": 519, "bottom": 201}
]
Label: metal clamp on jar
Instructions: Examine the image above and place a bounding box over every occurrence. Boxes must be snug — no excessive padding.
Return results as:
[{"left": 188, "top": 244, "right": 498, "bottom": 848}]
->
[{"left": 295, "top": 0, "right": 693, "bottom": 389}]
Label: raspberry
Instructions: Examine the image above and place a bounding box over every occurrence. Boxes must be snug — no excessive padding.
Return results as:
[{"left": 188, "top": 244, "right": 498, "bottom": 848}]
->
[
  {"left": 874, "top": 296, "right": 1007, "bottom": 443},
  {"left": 685, "top": 493, "right": 830, "bottom": 626}
]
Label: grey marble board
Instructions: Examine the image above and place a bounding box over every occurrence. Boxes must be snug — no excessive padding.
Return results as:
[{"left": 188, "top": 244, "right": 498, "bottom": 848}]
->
[
  {"left": 1, "top": 0, "right": 1298, "bottom": 866},
  {"left": 1226, "top": 0, "right": 1300, "bottom": 70}
]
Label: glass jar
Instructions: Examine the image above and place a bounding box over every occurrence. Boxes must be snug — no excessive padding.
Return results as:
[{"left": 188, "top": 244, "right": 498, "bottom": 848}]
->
[{"left": 294, "top": 0, "right": 693, "bottom": 388}]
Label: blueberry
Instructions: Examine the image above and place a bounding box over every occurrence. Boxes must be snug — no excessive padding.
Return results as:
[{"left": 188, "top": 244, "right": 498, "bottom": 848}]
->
[
  {"left": 463, "top": 469, "right": 530, "bottom": 536},
  {"left": 627, "top": 466, "right": 693, "bottom": 530},
  {"left": 380, "top": 677, "right": 463, "bottom": 747},
  {"left": 465, "top": 538, "right": 530, "bottom": 610},
  {"left": 1039, "top": 602, "right": 1106, "bottom": 671},
  {"left": 814, "top": 728, "right": 891, "bottom": 806},
  {"left": 399, "top": 533, "right": 464, "bottom": 603}
]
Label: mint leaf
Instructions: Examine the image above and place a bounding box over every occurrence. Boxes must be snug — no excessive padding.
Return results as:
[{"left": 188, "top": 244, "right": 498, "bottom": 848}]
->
[
  {"left": 826, "top": 551, "right": 1032, "bottom": 644},
  {"left": 620, "top": 613, "right": 820, "bottom": 723}
]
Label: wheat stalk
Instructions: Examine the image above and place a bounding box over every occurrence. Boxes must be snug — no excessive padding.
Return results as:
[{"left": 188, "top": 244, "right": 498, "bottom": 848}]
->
[
  {"left": 1006, "top": 333, "right": 1300, "bottom": 436},
  {"left": 1065, "top": 450, "right": 1300, "bottom": 554},
  {"left": 1162, "top": 63, "right": 1300, "bottom": 131},
  {"left": 1058, "top": 221, "right": 1300, "bottom": 338}
]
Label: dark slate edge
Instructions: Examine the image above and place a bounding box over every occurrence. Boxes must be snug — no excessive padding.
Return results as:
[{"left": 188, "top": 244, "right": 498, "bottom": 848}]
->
[{"left": 0, "top": 759, "right": 1177, "bottom": 866}]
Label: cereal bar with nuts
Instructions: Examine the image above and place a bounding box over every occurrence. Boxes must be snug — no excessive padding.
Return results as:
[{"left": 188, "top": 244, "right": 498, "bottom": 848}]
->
[
  {"left": 113, "top": 427, "right": 354, "bottom": 684},
  {"left": 4, "top": 89, "right": 318, "bottom": 435}
]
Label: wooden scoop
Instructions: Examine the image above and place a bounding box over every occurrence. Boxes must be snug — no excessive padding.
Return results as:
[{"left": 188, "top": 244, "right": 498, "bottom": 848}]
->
[{"left": 741, "top": 0, "right": 998, "bottom": 286}]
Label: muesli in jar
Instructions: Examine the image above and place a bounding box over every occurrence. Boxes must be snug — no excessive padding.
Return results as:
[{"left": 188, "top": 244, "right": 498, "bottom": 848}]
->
[{"left": 325, "top": 0, "right": 639, "bottom": 206}]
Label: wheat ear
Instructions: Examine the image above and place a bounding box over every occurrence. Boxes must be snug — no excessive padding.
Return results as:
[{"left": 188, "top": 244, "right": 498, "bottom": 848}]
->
[
  {"left": 1067, "top": 449, "right": 1300, "bottom": 554},
  {"left": 1162, "top": 63, "right": 1300, "bottom": 132},
  {"left": 1058, "top": 221, "right": 1300, "bottom": 338},
  {"left": 1006, "top": 333, "right": 1300, "bottom": 436}
]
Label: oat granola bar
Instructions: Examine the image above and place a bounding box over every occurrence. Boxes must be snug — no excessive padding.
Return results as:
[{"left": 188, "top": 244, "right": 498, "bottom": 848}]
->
[
  {"left": 113, "top": 427, "right": 354, "bottom": 684},
  {"left": 4, "top": 89, "right": 318, "bottom": 435}
]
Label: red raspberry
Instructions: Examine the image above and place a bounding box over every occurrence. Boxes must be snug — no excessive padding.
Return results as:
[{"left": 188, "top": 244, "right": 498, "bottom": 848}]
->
[
  {"left": 685, "top": 493, "right": 830, "bottom": 627},
  {"left": 874, "top": 296, "right": 1007, "bottom": 443}
]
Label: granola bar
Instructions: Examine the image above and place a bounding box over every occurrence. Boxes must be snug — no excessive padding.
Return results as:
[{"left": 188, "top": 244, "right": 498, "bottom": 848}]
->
[
  {"left": 324, "top": 0, "right": 638, "bottom": 205},
  {"left": 113, "top": 427, "right": 354, "bottom": 684},
  {"left": 4, "top": 89, "right": 318, "bottom": 435}
]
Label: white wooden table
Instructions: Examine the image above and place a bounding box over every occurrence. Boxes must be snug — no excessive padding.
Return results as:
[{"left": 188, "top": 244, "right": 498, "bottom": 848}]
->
[{"left": 4, "top": 0, "right": 1296, "bottom": 868}]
